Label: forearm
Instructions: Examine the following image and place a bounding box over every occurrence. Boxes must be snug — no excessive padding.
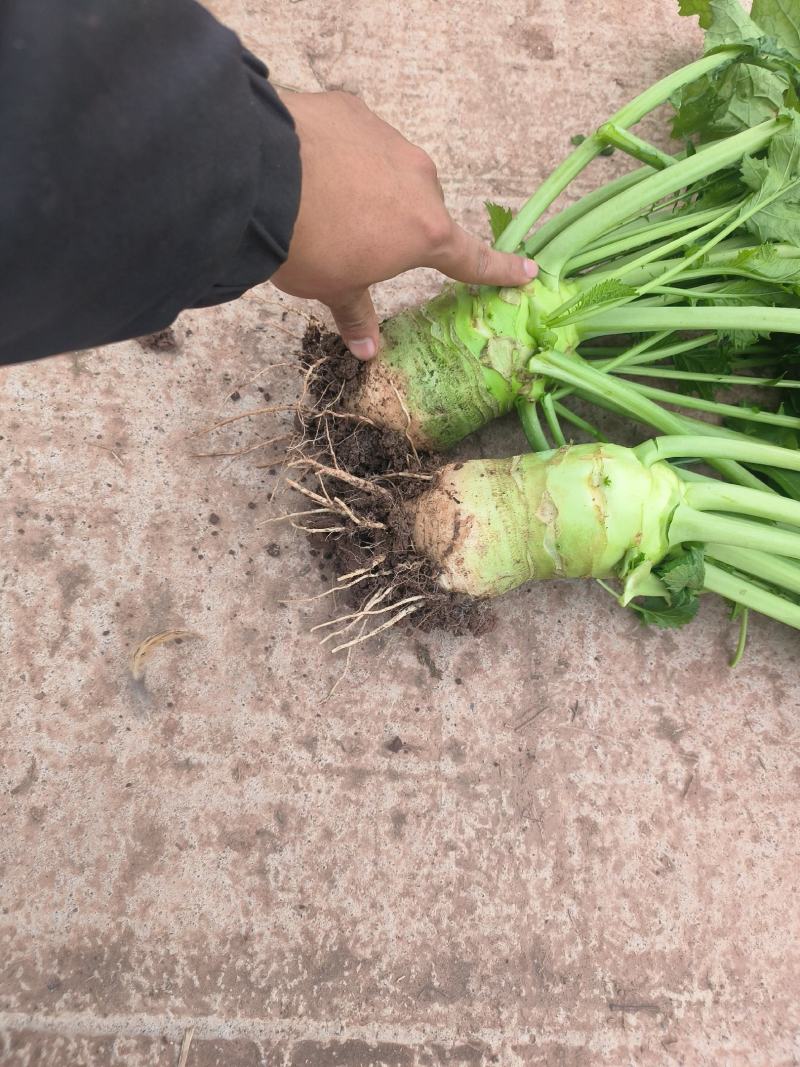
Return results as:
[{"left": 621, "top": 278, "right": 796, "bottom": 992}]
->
[{"left": 0, "top": 0, "right": 301, "bottom": 366}]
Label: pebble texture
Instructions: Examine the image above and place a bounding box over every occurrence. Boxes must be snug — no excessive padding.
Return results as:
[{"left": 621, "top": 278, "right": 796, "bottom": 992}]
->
[{"left": 2, "top": 1, "right": 799, "bottom": 1065}]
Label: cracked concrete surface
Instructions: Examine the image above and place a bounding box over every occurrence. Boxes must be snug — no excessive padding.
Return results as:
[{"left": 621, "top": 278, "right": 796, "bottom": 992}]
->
[{"left": 2, "top": 1, "right": 799, "bottom": 1065}]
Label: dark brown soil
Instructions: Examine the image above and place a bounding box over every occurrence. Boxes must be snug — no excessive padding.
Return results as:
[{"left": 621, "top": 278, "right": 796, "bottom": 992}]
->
[
  {"left": 298, "top": 322, "right": 413, "bottom": 478},
  {"left": 137, "top": 327, "right": 179, "bottom": 352},
  {"left": 294, "top": 322, "right": 494, "bottom": 638}
]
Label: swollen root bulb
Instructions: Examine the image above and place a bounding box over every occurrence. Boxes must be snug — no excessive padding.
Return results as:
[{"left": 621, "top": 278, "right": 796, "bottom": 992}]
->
[
  {"left": 344, "top": 280, "right": 579, "bottom": 451},
  {"left": 291, "top": 437, "right": 800, "bottom": 642},
  {"left": 407, "top": 444, "right": 682, "bottom": 597}
]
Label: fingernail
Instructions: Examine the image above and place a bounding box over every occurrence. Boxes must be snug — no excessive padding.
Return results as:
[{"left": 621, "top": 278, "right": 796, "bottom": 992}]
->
[
  {"left": 524, "top": 258, "right": 539, "bottom": 279},
  {"left": 347, "top": 338, "right": 377, "bottom": 360}
]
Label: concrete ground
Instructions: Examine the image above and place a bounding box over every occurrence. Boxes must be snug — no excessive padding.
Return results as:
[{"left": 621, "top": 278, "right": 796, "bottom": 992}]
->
[{"left": 2, "top": 1, "right": 799, "bottom": 1064}]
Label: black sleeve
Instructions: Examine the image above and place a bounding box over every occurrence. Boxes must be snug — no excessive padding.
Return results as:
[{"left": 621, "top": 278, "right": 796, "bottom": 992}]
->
[{"left": 0, "top": 0, "right": 301, "bottom": 366}]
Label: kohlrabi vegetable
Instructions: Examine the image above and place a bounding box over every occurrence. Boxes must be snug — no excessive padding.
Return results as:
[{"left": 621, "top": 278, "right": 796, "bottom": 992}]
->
[
  {"left": 292, "top": 432, "right": 800, "bottom": 651},
  {"left": 402, "top": 435, "right": 800, "bottom": 631}
]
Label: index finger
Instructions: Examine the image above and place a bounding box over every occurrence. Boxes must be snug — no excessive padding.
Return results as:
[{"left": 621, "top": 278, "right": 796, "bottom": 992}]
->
[{"left": 428, "top": 222, "right": 538, "bottom": 287}]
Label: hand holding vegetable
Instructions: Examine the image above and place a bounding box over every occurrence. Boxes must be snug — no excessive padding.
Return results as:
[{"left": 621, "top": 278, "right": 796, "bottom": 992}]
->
[{"left": 271, "top": 90, "right": 538, "bottom": 359}]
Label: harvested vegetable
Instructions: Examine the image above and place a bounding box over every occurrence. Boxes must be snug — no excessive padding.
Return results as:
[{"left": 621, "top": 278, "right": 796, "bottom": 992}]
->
[
  {"left": 313, "top": 0, "right": 800, "bottom": 497},
  {"left": 291, "top": 434, "right": 800, "bottom": 648},
  {"left": 290, "top": 0, "right": 800, "bottom": 652}
]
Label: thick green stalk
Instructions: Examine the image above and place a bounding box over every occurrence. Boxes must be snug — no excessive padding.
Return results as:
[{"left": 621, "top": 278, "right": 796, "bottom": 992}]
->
[
  {"left": 496, "top": 50, "right": 741, "bottom": 252},
  {"left": 516, "top": 398, "right": 549, "bottom": 451},
  {"left": 702, "top": 563, "right": 800, "bottom": 629},
  {"left": 684, "top": 481, "right": 800, "bottom": 527},
  {"left": 564, "top": 205, "right": 732, "bottom": 274},
  {"left": 635, "top": 435, "right": 800, "bottom": 472},
  {"left": 529, "top": 351, "right": 769, "bottom": 490},
  {"left": 597, "top": 123, "right": 677, "bottom": 169},
  {"left": 671, "top": 507, "right": 800, "bottom": 560},
  {"left": 536, "top": 120, "right": 781, "bottom": 281},
  {"left": 583, "top": 304, "right": 800, "bottom": 338},
  {"left": 705, "top": 545, "right": 800, "bottom": 596},
  {"left": 523, "top": 169, "right": 649, "bottom": 258},
  {"left": 621, "top": 380, "right": 800, "bottom": 431}
]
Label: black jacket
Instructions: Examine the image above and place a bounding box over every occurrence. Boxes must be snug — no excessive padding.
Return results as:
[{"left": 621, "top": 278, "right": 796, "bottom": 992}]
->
[{"left": 0, "top": 0, "right": 301, "bottom": 366}]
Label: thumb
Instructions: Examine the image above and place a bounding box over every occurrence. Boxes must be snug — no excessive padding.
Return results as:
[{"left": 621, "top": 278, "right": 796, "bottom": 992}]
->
[
  {"left": 431, "top": 222, "right": 538, "bottom": 288},
  {"left": 328, "top": 288, "right": 380, "bottom": 360}
]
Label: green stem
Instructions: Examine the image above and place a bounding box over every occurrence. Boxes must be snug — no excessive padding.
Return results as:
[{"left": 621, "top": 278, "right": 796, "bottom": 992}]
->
[
  {"left": 671, "top": 506, "right": 800, "bottom": 560},
  {"left": 583, "top": 304, "right": 800, "bottom": 338},
  {"left": 523, "top": 170, "right": 649, "bottom": 258},
  {"left": 593, "top": 334, "right": 715, "bottom": 372},
  {"left": 580, "top": 239, "right": 789, "bottom": 288},
  {"left": 633, "top": 178, "right": 800, "bottom": 301},
  {"left": 616, "top": 368, "right": 800, "bottom": 388},
  {"left": 730, "top": 607, "right": 749, "bottom": 668},
  {"left": 684, "top": 481, "right": 800, "bottom": 527},
  {"left": 529, "top": 351, "right": 769, "bottom": 490},
  {"left": 537, "top": 119, "right": 781, "bottom": 280},
  {"left": 553, "top": 401, "right": 607, "bottom": 442},
  {"left": 597, "top": 122, "right": 677, "bottom": 169},
  {"left": 579, "top": 196, "right": 736, "bottom": 253},
  {"left": 564, "top": 205, "right": 731, "bottom": 273},
  {"left": 552, "top": 332, "right": 708, "bottom": 402},
  {"left": 702, "top": 562, "right": 800, "bottom": 630},
  {"left": 635, "top": 434, "right": 800, "bottom": 472},
  {"left": 705, "top": 545, "right": 800, "bottom": 596},
  {"left": 542, "top": 393, "right": 567, "bottom": 446},
  {"left": 516, "top": 398, "right": 549, "bottom": 451},
  {"left": 622, "top": 379, "right": 800, "bottom": 430},
  {"left": 708, "top": 546, "right": 800, "bottom": 597},
  {"left": 496, "top": 50, "right": 742, "bottom": 253},
  {"left": 569, "top": 208, "right": 743, "bottom": 303}
]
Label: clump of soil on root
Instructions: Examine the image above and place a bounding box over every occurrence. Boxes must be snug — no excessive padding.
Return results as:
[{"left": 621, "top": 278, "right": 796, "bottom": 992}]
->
[
  {"left": 298, "top": 322, "right": 413, "bottom": 478},
  {"left": 293, "top": 322, "right": 494, "bottom": 640}
]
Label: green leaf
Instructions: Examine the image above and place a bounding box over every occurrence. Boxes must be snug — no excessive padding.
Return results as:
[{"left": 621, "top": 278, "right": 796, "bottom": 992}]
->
[
  {"left": 679, "top": 0, "right": 716, "bottom": 30},
  {"left": 785, "top": 78, "right": 800, "bottom": 110},
  {"left": 628, "top": 546, "right": 706, "bottom": 628},
  {"left": 656, "top": 546, "right": 706, "bottom": 596},
  {"left": 544, "top": 279, "right": 637, "bottom": 327},
  {"left": 673, "top": 1, "right": 793, "bottom": 142},
  {"left": 740, "top": 112, "right": 800, "bottom": 246},
  {"left": 672, "top": 62, "right": 788, "bottom": 141},
  {"left": 695, "top": 277, "right": 795, "bottom": 305},
  {"left": 752, "top": 0, "right": 800, "bottom": 59},
  {"left": 630, "top": 589, "right": 701, "bottom": 628},
  {"left": 679, "top": 0, "right": 764, "bottom": 47},
  {"left": 485, "top": 202, "right": 513, "bottom": 242},
  {"left": 732, "top": 242, "right": 800, "bottom": 280}
]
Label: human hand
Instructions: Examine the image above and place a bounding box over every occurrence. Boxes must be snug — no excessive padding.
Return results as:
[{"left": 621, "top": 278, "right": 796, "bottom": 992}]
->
[{"left": 271, "top": 90, "right": 537, "bottom": 359}]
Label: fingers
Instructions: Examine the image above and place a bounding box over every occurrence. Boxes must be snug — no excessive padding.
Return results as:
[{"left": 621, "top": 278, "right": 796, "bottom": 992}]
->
[
  {"left": 329, "top": 288, "right": 380, "bottom": 360},
  {"left": 429, "top": 222, "right": 538, "bottom": 288}
]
